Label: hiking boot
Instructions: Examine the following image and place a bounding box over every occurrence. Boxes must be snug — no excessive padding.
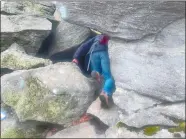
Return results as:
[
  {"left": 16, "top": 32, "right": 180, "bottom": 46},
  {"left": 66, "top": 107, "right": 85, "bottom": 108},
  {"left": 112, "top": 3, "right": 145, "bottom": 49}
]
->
[
  {"left": 99, "top": 92, "right": 114, "bottom": 108},
  {"left": 99, "top": 92, "right": 109, "bottom": 108}
]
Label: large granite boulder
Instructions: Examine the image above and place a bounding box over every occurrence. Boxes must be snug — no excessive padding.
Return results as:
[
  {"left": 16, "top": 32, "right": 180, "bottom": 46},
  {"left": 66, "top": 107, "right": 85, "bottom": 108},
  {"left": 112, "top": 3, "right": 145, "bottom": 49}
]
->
[
  {"left": 1, "top": 1, "right": 55, "bottom": 18},
  {"left": 36, "top": 7, "right": 93, "bottom": 60},
  {"left": 48, "top": 19, "right": 92, "bottom": 59},
  {"left": 1, "top": 14, "right": 51, "bottom": 54},
  {"left": 87, "top": 18, "right": 185, "bottom": 128},
  {"left": 1, "top": 43, "right": 52, "bottom": 70},
  {"left": 1, "top": 62, "right": 100, "bottom": 125},
  {"left": 58, "top": 1, "right": 185, "bottom": 40},
  {"left": 109, "top": 18, "right": 185, "bottom": 103}
]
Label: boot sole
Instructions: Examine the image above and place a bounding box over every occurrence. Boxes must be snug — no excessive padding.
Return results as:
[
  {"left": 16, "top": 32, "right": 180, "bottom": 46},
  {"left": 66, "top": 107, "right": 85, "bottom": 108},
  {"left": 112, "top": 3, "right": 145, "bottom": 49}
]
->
[{"left": 99, "top": 95, "right": 108, "bottom": 108}]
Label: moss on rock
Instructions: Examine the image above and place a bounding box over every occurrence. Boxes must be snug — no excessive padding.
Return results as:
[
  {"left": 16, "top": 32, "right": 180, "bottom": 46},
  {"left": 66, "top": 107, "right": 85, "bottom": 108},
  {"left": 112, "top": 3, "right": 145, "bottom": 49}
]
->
[
  {"left": 3, "top": 76, "right": 78, "bottom": 124},
  {"left": 168, "top": 122, "right": 185, "bottom": 133},
  {"left": 143, "top": 126, "right": 160, "bottom": 136},
  {"left": 116, "top": 121, "right": 125, "bottom": 128},
  {"left": 1, "top": 126, "right": 43, "bottom": 138},
  {"left": 3, "top": 90, "right": 21, "bottom": 107},
  {"left": 23, "top": 0, "right": 49, "bottom": 16},
  {"left": 1, "top": 52, "right": 51, "bottom": 70},
  {"left": 1, "top": 127, "right": 25, "bottom": 138}
]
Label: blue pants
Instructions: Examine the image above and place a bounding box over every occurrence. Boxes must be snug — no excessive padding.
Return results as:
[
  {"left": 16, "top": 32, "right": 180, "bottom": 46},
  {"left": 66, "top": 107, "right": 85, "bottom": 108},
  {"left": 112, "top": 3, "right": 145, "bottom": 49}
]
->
[{"left": 90, "top": 51, "right": 116, "bottom": 96}]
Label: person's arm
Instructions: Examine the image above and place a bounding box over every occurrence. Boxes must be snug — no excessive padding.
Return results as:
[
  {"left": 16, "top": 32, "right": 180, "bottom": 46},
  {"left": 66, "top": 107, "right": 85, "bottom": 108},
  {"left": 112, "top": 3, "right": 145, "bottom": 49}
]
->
[{"left": 72, "top": 37, "right": 96, "bottom": 63}]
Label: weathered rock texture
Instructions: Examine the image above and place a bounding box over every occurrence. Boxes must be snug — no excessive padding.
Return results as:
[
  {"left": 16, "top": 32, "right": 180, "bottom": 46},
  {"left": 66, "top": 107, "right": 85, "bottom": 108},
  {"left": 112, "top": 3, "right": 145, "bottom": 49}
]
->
[
  {"left": 1, "top": 43, "right": 52, "bottom": 70},
  {"left": 1, "top": 14, "right": 51, "bottom": 54},
  {"left": 48, "top": 19, "right": 92, "bottom": 57},
  {"left": 1, "top": 62, "right": 99, "bottom": 125},
  {"left": 87, "top": 18, "right": 185, "bottom": 128},
  {"left": 1, "top": 0, "right": 55, "bottom": 17},
  {"left": 58, "top": 1, "right": 185, "bottom": 40}
]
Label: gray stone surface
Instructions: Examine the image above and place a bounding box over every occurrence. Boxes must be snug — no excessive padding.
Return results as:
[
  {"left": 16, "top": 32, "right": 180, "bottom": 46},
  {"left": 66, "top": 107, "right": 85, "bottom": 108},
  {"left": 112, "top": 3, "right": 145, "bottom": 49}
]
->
[
  {"left": 87, "top": 97, "right": 178, "bottom": 128},
  {"left": 113, "top": 88, "right": 160, "bottom": 115},
  {"left": 58, "top": 1, "right": 185, "bottom": 40},
  {"left": 105, "top": 127, "right": 180, "bottom": 138},
  {"left": 1, "top": 43, "right": 52, "bottom": 70},
  {"left": 1, "top": 62, "right": 100, "bottom": 125},
  {"left": 87, "top": 98, "right": 121, "bottom": 127},
  {"left": 48, "top": 121, "right": 106, "bottom": 138},
  {"left": 87, "top": 18, "right": 185, "bottom": 128},
  {"left": 1, "top": 14, "right": 51, "bottom": 54},
  {"left": 1, "top": 1, "right": 55, "bottom": 18},
  {"left": 48, "top": 18, "right": 91, "bottom": 57},
  {"left": 109, "top": 18, "right": 185, "bottom": 102}
]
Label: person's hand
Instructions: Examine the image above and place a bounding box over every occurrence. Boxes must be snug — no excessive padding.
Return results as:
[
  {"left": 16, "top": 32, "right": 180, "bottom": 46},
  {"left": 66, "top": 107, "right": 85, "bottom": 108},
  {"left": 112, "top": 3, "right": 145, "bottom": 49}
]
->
[{"left": 72, "top": 59, "right": 78, "bottom": 64}]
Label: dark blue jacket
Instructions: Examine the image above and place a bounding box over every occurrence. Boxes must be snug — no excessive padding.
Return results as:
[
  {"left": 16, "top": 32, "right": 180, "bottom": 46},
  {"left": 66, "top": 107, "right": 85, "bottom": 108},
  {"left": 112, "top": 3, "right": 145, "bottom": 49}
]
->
[{"left": 73, "top": 35, "right": 108, "bottom": 75}]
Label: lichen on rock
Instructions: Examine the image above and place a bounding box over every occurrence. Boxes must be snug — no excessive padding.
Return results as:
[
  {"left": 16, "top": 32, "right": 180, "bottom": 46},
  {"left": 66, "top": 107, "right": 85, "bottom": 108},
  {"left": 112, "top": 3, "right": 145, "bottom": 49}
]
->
[
  {"left": 168, "top": 122, "right": 186, "bottom": 133},
  {"left": 1, "top": 62, "right": 97, "bottom": 125},
  {"left": 116, "top": 121, "right": 125, "bottom": 128},
  {"left": 1, "top": 127, "right": 25, "bottom": 138},
  {"left": 2, "top": 90, "right": 21, "bottom": 107},
  {"left": 23, "top": 0, "right": 46, "bottom": 16},
  {"left": 1, "top": 43, "right": 52, "bottom": 70},
  {"left": 143, "top": 126, "right": 161, "bottom": 136},
  {"left": 2, "top": 76, "right": 79, "bottom": 124}
]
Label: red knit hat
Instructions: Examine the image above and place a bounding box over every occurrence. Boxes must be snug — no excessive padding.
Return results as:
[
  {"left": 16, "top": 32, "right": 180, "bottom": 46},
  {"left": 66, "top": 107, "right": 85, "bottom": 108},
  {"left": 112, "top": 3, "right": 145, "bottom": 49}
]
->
[{"left": 100, "top": 35, "right": 110, "bottom": 45}]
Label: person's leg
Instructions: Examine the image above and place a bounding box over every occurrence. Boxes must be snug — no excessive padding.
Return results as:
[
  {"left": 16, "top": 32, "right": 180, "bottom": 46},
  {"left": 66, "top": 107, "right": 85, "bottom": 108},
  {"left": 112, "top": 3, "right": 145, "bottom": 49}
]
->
[
  {"left": 90, "top": 52, "right": 102, "bottom": 75},
  {"left": 100, "top": 51, "right": 115, "bottom": 96}
]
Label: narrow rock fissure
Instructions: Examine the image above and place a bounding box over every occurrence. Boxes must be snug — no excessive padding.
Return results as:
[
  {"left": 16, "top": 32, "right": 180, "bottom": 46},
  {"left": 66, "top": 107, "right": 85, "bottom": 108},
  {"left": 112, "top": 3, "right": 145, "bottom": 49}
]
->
[
  {"left": 88, "top": 114, "right": 109, "bottom": 134},
  {"left": 0, "top": 11, "right": 18, "bottom": 15},
  {"left": 1, "top": 68, "right": 14, "bottom": 76}
]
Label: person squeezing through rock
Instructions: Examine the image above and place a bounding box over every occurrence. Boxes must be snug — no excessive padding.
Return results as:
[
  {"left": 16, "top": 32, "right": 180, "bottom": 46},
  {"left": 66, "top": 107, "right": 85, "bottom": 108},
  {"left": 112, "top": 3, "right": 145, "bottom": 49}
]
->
[{"left": 72, "top": 34, "right": 116, "bottom": 108}]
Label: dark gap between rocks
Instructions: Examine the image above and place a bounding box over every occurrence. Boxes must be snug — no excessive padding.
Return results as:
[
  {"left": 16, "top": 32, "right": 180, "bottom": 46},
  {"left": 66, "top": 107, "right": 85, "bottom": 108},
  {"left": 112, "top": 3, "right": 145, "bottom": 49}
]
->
[
  {"left": 1, "top": 68, "right": 14, "bottom": 76},
  {"left": 88, "top": 114, "right": 109, "bottom": 135},
  {"left": 24, "top": 120, "right": 64, "bottom": 131},
  {"left": 0, "top": 11, "right": 18, "bottom": 15},
  {"left": 158, "top": 100, "right": 185, "bottom": 106},
  {"left": 161, "top": 114, "right": 186, "bottom": 124},
  {"left": 36, "top": 16, "right": 98, "bottom": 63}
]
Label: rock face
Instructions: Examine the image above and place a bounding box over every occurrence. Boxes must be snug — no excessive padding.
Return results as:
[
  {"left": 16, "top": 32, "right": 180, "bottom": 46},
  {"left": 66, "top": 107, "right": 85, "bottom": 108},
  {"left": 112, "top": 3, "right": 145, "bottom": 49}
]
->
[
  {"left": 1, "top": 62, "right": 99, "bottom": 125},
  {"left": 58, "top": 1, "right": 185, "bottom": 40},
  {"left": 109, "top": 18, "right": 185, "bottom": 102},
  {"left": 0, "top": 1, "right": 185, "bottom": 138},
  {"left": 1, "top": 43, "right": 52, "bottom": 70},
  {"left": 1, "top": 14, "right": 51, "bottom": 54},
  {"left": 87, "top": 18, "right": 185, "bottom": 128},
  {"left": 48, "top": 19, "right": 92, "bottom": 58},
  {"left": 1, "top": 1, "right": 55, "bottom": 17}
]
